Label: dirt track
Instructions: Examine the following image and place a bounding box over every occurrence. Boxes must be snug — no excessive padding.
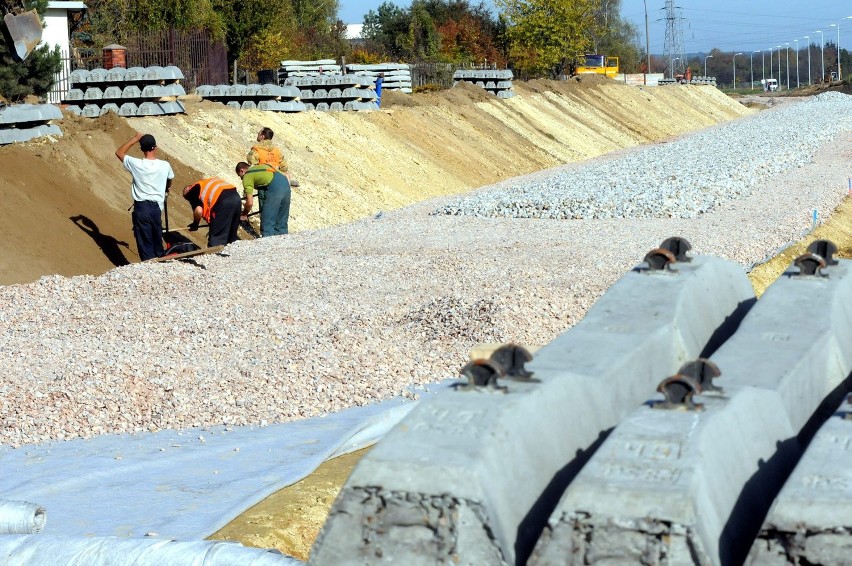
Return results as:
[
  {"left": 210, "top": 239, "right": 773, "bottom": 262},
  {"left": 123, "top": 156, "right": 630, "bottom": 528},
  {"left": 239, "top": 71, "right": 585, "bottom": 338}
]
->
[{"left": 0, "top": 77, "right": 750, "bottom": 285}]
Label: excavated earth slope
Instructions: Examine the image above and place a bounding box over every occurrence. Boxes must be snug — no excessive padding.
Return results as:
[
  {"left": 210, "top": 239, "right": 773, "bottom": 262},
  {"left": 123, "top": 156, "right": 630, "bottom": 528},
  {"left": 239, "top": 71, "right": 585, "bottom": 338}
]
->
[{"left": 0, "top": 78, "right": 749, "bottom": 285}]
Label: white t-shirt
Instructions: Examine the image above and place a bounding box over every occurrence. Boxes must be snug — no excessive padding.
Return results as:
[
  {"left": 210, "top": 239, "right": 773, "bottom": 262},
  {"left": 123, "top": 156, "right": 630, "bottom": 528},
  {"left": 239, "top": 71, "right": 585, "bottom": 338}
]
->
[{"left": 123, "top": 155, "right": 175, "bottom": 210}]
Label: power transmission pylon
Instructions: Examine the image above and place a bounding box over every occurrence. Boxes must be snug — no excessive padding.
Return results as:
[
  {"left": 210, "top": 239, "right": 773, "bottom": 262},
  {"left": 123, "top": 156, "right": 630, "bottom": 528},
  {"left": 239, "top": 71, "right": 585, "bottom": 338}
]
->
[{"left": 661, "top": 0, "right": 687, "bottom": 78}]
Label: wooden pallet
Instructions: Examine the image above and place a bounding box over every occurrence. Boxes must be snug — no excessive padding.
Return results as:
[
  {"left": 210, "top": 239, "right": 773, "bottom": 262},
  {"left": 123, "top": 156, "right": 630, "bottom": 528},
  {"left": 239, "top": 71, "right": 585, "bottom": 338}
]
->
[{"left": 148, "top": 245, "right": 225, "bottom": 262}]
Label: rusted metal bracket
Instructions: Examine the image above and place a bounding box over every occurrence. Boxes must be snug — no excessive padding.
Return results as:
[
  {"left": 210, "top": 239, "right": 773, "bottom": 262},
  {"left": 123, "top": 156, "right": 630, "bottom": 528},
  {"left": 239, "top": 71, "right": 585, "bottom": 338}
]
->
[
  {"left": 643, "top": 248, "right": 678, "bottom": 271},
  {"left": 654, "top": 375, "right": 703, "bottom": 411},
  {"left": 457, "top": 359, "right": 508, "bottom": 393},
  {"left": 641, "top": 237, "right": 692, "bottom": 272},
  {"left": 489, "top": 343, "right": 539, "bottom": 382},
  {"left": 659, "top": 237, "right": 693, "bottom": 262},
  {"left": 806, "top": 239, "right": 838, "bottom": 265},
  {"left": 677, "top": 359, "right": 722, "bottom": 393},
  {"left": 793, "top": 253, "right": 828, "bottom": 277}
]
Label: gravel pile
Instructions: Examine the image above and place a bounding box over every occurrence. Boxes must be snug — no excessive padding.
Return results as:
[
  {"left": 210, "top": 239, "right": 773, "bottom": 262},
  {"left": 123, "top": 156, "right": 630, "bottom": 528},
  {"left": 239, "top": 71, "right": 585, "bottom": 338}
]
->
[
  {"left": 1, "top": 94, "right": 850, "bottom": 448},
  {"left": 435, "top": 92, "right": 852, "bottom": 219}
]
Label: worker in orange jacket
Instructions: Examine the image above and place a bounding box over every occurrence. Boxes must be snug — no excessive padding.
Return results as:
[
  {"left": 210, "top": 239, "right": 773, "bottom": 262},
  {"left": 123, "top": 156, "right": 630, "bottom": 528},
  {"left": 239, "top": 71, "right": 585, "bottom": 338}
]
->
[
  {"left": 247, "top": 127, "right": 299, "bottom": 187},
  {"left": 182, "top": 177, "right": 242, "bottom": 247}
]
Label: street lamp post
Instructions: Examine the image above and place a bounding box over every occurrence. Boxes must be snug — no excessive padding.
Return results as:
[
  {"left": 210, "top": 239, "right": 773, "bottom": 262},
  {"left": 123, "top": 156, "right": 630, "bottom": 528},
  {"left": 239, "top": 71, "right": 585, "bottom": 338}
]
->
[
  {"left": 794, "top": 39, "right": 800, "bottom": 88},
  {"left": 643, "top": 0, "right": 650, "bottom": 85},
  {"left": 815, "top": 30, "right": 824, "bottom": 82},
  {"left": 671, "top": 57, "right": 680, "bottom": 78},
  {"left": 768, "top": 48, "right": 773, "bottom": 79},
  {"left": 777, "top": 46, "right": 782, "bottom": 83},
  {"left": 751, "top": 50, "right": 759, "bottom": 91},
  {"left": 704, "top": 55, "right": 713, "bottom": 77},
  {"left": 733, "top": 52, "right": 742, "bottom": 89},
  {"left": 784, "top": 43, "right": 790, "bottom": 90},
  {"left": 804, "top": 36, "right": 811, "bottom": 84},
  {"left": 762, "top": 49, "right": 766, "bottom": 83}
]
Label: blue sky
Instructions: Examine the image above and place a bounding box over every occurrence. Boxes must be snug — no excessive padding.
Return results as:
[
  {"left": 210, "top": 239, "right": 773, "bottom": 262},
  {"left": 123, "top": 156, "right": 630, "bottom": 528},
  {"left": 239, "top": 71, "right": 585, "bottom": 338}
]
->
[{"left": 339, "top": 1, "right": 852, "bottom": 54}]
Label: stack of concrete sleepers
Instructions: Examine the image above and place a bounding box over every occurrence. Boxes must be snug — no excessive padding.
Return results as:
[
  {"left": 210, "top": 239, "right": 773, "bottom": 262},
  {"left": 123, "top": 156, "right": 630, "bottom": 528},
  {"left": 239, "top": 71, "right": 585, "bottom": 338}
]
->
[
  {"left": 194, "top": 84, "right": 305, "bottom": 112},
  {"left": 453, "top": 69, "right": 515, "bottom": 98},
  {"left": 63, "top": 66, "right": 187, "bottom": 118},
  {"left": 0, "top": 103, "right": 62, "bottom": 145},
  {"left": 276, "top": 59, "right": 341, "bottom": 83},
  {"left": 346, "top": 63, "right": 412, "bottom": 93},
  {"left": 283, "top": 74, "right": 377, "bottom": 111},
  {"left": 310, "top": 239, "right": 756, "bottom": 565},
  {"left": 529, "top": 241, "right": 852, "bottom": 565}
]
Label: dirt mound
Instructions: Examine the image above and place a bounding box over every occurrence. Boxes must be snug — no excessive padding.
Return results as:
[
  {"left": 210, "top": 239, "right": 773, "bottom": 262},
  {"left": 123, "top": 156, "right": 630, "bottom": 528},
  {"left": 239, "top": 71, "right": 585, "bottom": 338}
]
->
[{"left": 0, "top": 81, "right": 751, "bottom": 284}]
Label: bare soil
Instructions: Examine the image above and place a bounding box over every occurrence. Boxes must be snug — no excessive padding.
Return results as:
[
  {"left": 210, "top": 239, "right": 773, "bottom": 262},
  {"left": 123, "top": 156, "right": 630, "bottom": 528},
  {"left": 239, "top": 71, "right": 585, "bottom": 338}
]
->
[{"left": 0, "top": 79, "right": 749, "bottom": 285}]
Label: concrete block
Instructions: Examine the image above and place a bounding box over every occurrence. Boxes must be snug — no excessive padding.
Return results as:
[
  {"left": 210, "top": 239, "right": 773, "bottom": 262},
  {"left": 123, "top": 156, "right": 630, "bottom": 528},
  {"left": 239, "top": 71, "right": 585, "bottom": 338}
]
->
[
  {"left": 195, "top": 85, "right": 212, "bottom": 97},
  {"left": 159, "top": 101, "right": 185, "bottom": 114},
  {"left": 87, "top": 68, "right": 107, "bottom": 82},
  {"left": 314, "top": 102, "right": 329, "bottom": 112},
  {"left": 209, "top": 85, "right": 228, "bottom": 97},
  {"left": 241, "top": 100, "right": 257, "bottom": 110},
  {"left": 69, "top": 69, "right": 89, "bottom": 85},
  {"left": 327, "top": 88, "right": 342, "bottom": 98},
  {"left": 161, "top": 83, "right": 186, "bottom": 97},
  {"left": 300, "top": 90, "right": 313, "bottom": 100},
  {"left": 117, "top": 103, "right": 138, "bottom": 117},
  {"left": 35, "top": 124, "right": 62, "bottom": 138},
  {"left": 83, "top": 87, "right": 103, "bottom": 100},
  {"left": 63, "top": 105, "right": 82, "bottom": 116},
  {"left": 124, "top": 67, "right": 147, "bottom": 82},
  {"left": 303, "top": 103, "right": 315, "bottom": 111},
  {"left": 81, "top": 104, "right": 102, "bottom": 118},
  {"left": 313, "top": 89, "right": 328, "bottom": 99},
  {"left": 497, "top": 91, "right": 515, "bottom": 99},
  {"left": 0, "top": 104, "right": 61, "bottom": 125},
  {"left": 141, "top": 85, "right": 165, "bottom": 98},
  {"left": 105, "top": 67, "right": 127, "bottom": 82},
  {"left": 244, "top": 84, "right": 262, "bottom": 96},
  {"left": 121, "top": 85, "right": 142, "bottom": 99},
  {"left": 137, "top": 102, "right": 165, "bottom": 116},
  {"left": 531, "top": 257, "right": 852, "bottom": 566},
  {"left": 100, "top": 103, "right": 119, "bottom": 114},
  {"left": 102, "top": 86, "right": 123, "bottom": 99},
  {"left": 143, "top": 65, "right": 166, "bottom": 80},
  {"left": 226, "top": 101, "right": 241, "bottom": 110},
  {"left": 748, "top": 395, "right": 852, "bottom": 565},
  {"left": 64, "top": 88, "right": 84, "bottom": 101},
  {"left": 329, "top": 102, "right": 343, "bottom": 112},
  {"left": 310, "top": 251, "right": 755, "bottom": 566},
  {"left": 227, "top": 84, "right": 246, "bottom": 97},
  {"left": 162, "top": 65, "right": 185, "bottom": 80}
]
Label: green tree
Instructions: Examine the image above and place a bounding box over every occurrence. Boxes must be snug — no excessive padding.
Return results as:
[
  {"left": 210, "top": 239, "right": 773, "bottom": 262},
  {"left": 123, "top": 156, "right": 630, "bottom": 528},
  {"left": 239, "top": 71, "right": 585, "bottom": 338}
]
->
[
  {"left": 83, "top": 0, "right": 224, "bottom": 44},
  {"left": 591, "top": 0, "right": 640, "bottom": 72},
  {"left": 495, "top": 0, "right": 599, "bottom": 78},
  {"left": 363, "top": 2, "right": 411, "bottom": 59},
  {"left": 399, "top": 1, "right": 439, "bottom": 60},
  {"left": 0, "top": 0, "right": 61, "bottom": 101}
]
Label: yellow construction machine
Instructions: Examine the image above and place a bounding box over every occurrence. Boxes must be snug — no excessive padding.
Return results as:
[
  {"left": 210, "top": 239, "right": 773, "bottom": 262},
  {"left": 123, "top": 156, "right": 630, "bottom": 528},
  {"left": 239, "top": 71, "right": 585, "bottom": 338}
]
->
[{"left": 571, "top": 54, "right": 620, "bottom": 79}]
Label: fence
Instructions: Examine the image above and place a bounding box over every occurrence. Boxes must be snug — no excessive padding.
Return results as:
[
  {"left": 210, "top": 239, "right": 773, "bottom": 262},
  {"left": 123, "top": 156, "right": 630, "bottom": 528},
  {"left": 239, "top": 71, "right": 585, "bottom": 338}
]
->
[{"left": 48, "top": 29, "right": 228, "bottom": 104}]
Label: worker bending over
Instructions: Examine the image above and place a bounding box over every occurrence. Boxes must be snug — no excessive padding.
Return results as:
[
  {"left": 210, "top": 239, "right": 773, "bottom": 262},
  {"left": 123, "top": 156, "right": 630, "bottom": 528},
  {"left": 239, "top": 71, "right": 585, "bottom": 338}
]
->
[
  {"left": 236, "top": 162, "right": 291, "bottom": 237},
  {"left": 182, "top": 178, "right": 242, "bottom": 247}
]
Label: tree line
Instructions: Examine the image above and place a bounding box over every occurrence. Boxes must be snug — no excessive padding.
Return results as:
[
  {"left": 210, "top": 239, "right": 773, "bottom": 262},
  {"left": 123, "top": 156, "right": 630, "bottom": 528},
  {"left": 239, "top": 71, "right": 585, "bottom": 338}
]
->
[{"left": 3, "top": 0, "right": 645, "bottom": 101}]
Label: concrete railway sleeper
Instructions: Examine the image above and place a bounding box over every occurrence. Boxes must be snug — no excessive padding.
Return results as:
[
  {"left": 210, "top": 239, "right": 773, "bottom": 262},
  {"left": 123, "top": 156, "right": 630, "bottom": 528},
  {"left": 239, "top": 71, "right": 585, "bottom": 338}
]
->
[
  {"left": 530, "top": 240, "right": 852, "bottom": 565},
  {"left": 748, "top": 393, "right": 852, "bottom": 565},
  {"left": 310, "top": 238, "right": 756, "bottom": 565}
]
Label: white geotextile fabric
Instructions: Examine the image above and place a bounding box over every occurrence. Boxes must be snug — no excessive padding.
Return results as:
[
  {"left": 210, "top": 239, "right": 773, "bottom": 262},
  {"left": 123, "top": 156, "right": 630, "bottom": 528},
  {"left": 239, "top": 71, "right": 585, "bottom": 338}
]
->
[
  {"left": 0, "top": 535, "right": 299, "bottom": 565},
  {"left": 0, "top": 386, "right": 447, "bottom": 542},
  {"left": 0, "top": 499, "right": 46, "bottom": 534}
]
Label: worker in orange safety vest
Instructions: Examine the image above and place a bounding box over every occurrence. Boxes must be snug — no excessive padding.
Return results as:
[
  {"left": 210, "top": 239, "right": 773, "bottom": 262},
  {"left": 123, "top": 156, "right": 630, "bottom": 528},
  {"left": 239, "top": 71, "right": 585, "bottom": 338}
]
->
[
  {"left": 247, "top": 127, "right": 299, "bottom": 188},
  {"left": 182, "top": 177, "right": 242, "bottom": 247}
]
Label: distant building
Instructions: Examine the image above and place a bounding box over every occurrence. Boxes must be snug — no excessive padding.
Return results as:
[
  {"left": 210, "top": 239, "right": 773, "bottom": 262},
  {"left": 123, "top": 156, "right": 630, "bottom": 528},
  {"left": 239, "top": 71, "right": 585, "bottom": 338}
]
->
[{"left": 346, "top": 24, "right": 364, "bottom": 46}]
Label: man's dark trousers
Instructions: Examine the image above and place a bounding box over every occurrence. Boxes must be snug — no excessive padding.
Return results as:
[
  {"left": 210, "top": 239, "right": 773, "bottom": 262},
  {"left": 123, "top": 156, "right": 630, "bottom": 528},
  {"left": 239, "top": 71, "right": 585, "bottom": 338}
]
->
[
  {"left": 208, "top": 189, "right": 242, "bottom": 247},
  {"left": 132, "top": 200, "right": 164, "bottom": 261}
]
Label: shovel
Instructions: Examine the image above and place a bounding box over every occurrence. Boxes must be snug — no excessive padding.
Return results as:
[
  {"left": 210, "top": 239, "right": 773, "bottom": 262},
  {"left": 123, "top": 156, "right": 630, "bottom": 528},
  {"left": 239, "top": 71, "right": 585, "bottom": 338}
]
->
[{"left": 4, "top": 10, "right": 43, "bottom": 61}]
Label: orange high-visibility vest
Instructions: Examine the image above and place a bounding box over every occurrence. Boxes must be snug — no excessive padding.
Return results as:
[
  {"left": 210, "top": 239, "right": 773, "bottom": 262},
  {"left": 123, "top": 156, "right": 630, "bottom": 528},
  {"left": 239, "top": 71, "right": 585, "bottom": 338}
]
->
[
  {"left": 197, "top": 178, "right": 235, "bottom": 223},
  {"left": 251, "top": 144, "right": 283, "bottom": 170}
]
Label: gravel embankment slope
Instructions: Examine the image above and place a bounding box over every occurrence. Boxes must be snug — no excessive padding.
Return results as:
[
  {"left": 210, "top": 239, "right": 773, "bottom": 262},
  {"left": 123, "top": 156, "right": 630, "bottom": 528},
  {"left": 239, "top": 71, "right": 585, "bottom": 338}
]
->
[{"left": 1, "top": 93, "right": 850, "bottom": 447}]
